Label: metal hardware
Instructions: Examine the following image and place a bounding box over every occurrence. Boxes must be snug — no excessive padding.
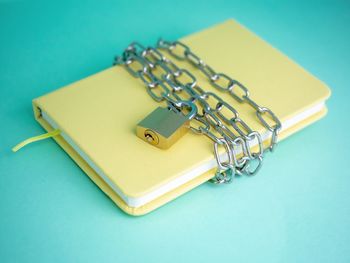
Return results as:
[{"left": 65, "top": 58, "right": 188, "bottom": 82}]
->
[
  {"left": 211, "top": 138, "right": 235, "bottom": 184},
  {"left": 115, "top": 39, "right": 282, "bottom": 184},
  {"left": 157, "top": 40, "right": 282, "bottom": 152},
  {"left": 136, "top": 101, "right": 197, "bottom": 149}
]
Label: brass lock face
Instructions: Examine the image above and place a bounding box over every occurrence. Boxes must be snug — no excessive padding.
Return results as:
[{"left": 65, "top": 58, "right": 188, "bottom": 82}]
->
[{"left": 136, "top": 102, "right": 197, "bottom": 149}]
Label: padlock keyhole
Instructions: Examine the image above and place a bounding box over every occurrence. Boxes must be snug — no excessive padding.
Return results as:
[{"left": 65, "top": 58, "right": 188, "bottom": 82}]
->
[
  {"left": 145, "top": 133, "right": 154, "bottom": 142},
  {"left": 144, "top": 129, "right": 159, "bottom": 145}
]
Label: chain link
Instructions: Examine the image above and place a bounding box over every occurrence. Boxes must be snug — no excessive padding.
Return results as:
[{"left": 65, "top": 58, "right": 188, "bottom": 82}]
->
[
  {"left": 114, "top": 39, "right": 282, "bottom": 184},
  {"left": 157, "top": 39, "right": 282, "bottom": 152}
]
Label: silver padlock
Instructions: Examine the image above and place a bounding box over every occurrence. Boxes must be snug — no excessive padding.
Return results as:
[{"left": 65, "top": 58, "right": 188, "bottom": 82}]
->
[{"left": 136, "top": 101, "right": 197, "bottom": 149}]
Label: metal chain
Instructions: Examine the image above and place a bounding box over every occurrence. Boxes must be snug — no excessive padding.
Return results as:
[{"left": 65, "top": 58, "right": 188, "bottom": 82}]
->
[
  {"left": 157, "top": 40, "right": 282, "bottom": 152},
  {"left": 113, "top": 40, "right": 281, "bottom": 184}
]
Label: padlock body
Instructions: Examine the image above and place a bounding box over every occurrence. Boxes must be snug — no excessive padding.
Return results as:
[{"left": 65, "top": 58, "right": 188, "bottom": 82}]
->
[{"left": 136, "top": 107, "right": 190, "bottom": 149}]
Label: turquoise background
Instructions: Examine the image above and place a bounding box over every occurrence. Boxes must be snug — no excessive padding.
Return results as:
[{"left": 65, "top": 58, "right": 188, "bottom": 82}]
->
[{"left": 1, "top": 0, "right": 349, "bottom": 262}]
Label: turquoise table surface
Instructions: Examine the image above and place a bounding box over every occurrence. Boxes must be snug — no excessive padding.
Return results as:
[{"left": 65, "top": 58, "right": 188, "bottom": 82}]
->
[{"left": 1, "top": 0, "right": 349, "bottom": 262}]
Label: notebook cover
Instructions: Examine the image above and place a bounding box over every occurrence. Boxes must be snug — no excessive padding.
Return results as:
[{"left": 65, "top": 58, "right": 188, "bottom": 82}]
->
[{"left": 32, "top": 19, "right": 331, "bottom": 215}]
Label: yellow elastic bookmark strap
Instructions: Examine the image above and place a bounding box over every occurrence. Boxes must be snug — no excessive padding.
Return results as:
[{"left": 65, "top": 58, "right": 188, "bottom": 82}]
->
[{"left": 12, "top": 129, "right": 61, "bottom": 152}]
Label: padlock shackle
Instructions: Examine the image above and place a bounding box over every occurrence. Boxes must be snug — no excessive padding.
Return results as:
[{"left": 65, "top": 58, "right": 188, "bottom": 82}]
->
[{"left": 165, "top": 97, "right": 197, "bottom": 120}]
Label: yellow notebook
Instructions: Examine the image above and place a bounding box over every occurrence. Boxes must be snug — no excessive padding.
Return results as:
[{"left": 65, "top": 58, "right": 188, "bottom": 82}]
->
[{"left": 32, "top": 19, "right": 330, "bottom": 215}]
